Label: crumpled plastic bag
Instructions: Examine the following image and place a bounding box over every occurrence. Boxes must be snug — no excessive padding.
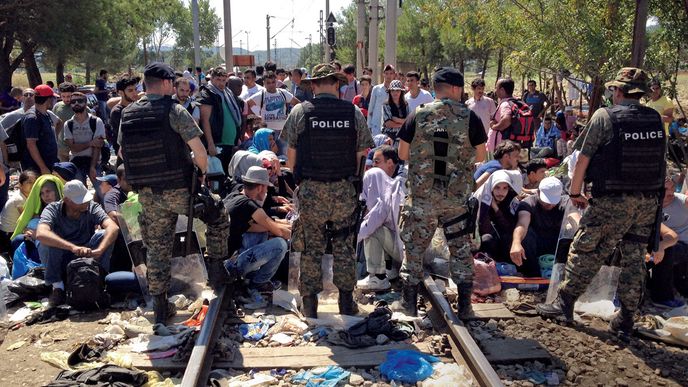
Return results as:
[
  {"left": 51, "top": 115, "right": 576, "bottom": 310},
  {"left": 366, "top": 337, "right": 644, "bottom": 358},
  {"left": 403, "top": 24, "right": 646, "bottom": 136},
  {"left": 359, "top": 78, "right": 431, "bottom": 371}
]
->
[
  {"left": 380, "top": 350, "right": 439, "bottom": 384},
  {"left": 421, "top": 362, "right": 474, "bottom": 387},
  {"left": 291, "top": 366, "right": 350, "bottom": 387},
  {"left": 473, "top": 253, "right": 501, "bottom": 296},
  {"left": 239, "top": 321, "right": 271, "bottom": 341}
]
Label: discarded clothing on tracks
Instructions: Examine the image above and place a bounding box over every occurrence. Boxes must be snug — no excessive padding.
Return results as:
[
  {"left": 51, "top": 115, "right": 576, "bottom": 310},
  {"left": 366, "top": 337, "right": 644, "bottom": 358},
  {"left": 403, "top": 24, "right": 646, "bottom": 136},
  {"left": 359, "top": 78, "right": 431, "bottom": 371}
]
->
[
  {"left": 326, "top": 302, "right": 414, "bottom": 348},
  {"left": 45, "top": 364, "right": 148, "bottom": 387}
]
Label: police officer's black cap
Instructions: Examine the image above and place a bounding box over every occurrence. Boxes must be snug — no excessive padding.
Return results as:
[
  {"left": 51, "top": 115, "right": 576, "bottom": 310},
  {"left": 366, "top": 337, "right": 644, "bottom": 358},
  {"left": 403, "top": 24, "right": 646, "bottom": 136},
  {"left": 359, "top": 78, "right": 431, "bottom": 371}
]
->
[
  {"left": 432, "top": 67, "right": 464, "bottom": 87},
  {"left": 143, "top": 62, "right": 176, "bottom": 80}
]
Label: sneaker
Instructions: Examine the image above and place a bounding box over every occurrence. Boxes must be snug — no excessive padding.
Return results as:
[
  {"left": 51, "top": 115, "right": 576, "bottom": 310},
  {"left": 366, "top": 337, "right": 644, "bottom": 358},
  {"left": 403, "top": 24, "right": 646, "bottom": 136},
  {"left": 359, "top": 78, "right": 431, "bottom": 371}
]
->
[
  {"left": 357, "top": 274, "right": 391, "bottom": 291},
  {"left": 651, "top": 298, "right": 686, "bottom": 309},
  {"left": 48, "top": 288, "right": 66, "bottom": 308},
  {"left": 386, "top": 268, "right": 399, "bottom": 280}
]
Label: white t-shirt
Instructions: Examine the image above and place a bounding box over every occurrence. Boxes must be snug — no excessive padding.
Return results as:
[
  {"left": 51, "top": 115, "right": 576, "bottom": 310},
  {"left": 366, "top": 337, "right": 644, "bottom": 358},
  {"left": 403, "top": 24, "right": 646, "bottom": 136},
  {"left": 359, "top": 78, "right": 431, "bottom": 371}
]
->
[
  {"left": 64, "top": 114, "right": 106, "bottom": 159},
  {"left": 240, "top": 84, "right": 265, "bottom": 101},
  {"left": 405, "top": 89, "right": 434, "bottom": 112},
  {"left": 0, "top": 191, "right": 26, "bottom": 233},
  {"left": 250, "top": 89, "right": 294, "bottom": 132}
]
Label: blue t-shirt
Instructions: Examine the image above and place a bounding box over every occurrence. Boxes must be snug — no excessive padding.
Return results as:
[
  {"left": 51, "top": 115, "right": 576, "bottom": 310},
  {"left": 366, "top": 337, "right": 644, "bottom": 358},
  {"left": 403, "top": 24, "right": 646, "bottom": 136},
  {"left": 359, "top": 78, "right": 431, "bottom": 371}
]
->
[
  {"left": 21, "top": 110, "right": 58, "bottom": 172},
  {"left": 39, "top": 201, "right": 109, "bottom": 246},
  {"left": 95, "top": 79, "right": 108, "bottom": 101}
]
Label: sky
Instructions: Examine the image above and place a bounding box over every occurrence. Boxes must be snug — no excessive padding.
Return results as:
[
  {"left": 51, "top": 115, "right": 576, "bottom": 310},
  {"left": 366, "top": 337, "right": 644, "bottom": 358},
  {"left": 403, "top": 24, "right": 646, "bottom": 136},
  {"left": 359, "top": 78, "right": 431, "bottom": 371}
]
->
[{"left": 207, "top": 0, "right": 352, "bottom": 52}]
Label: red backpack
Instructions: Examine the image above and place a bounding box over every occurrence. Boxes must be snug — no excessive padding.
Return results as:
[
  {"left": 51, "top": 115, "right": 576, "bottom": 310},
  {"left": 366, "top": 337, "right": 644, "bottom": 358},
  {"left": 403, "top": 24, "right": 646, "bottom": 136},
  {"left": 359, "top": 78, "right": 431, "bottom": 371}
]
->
[{"left": 503, "top": 98, "right": 536, "bottom": 147}]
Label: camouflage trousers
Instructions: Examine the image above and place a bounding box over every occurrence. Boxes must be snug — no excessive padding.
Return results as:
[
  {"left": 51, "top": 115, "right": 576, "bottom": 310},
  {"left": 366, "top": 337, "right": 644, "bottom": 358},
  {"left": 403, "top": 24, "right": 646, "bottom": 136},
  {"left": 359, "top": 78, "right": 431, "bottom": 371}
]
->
[
  {"left": 558, "top": 193, "right": 658, "bottom": 313},
  {"left": 400, "top": 196, "right": 475, "bottom": 287},
  {"left": 293, "top": 180, "right": 357, "bottom": 296},
  {"left": 138, "top": 187, "right": 230, "bottom": 296}
]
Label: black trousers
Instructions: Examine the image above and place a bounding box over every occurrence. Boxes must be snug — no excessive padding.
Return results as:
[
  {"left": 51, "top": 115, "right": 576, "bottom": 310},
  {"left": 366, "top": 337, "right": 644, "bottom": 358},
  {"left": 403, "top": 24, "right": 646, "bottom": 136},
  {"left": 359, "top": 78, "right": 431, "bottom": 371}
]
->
[{"left": 648, "top": 241, "right": 688, "bottom": 302}]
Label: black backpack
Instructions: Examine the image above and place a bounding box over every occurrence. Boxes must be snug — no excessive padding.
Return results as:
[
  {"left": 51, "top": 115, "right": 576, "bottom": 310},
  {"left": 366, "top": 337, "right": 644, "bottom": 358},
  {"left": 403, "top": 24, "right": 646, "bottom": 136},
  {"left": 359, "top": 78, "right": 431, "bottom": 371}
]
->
[
  {"left": 66, "top": 258, "right": 110, "bottom": 310},
  {"left": 5, "top": 117, "right": 27, "bottom": 163}
]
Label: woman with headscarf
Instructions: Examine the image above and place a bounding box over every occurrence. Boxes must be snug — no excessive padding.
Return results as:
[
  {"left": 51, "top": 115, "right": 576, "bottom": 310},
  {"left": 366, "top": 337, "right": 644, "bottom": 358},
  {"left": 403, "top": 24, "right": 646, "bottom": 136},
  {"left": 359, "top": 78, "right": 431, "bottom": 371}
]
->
[
  {"left": 356, "top": 167, "right": 406, "bottom": 290},
  {"left": 10, "top": 175, "right": 64, "bottom": 278},
  {"left": 474, "top": 170, "right": 522, "bottom": 262},
  {"left": 248, "top": 128, "right": 279, "bottom": 155}
]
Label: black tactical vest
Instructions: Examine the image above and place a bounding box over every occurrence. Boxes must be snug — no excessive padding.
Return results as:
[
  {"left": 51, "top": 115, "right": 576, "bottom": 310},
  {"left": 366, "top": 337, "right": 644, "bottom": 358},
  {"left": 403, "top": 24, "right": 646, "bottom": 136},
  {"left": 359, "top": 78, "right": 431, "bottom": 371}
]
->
[
  {"left": 295, "top": 97, "right": 357, "bottom": 182},
  {"left": 120, "top": 96, "right": 194, "bottom": 190},
  {"left": 587, "top": 104, "right": 666, "bottom": 197}
]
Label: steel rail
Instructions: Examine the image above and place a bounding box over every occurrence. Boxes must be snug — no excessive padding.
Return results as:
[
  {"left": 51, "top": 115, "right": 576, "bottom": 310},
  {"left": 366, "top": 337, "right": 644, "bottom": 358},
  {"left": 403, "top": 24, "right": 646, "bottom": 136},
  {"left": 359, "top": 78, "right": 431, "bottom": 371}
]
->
[
  {"left": 181, "top": 285, "right": 228, "bottom": 387},
  {"left": 422, "top": 274, "right": 504, "bottom": 387}
]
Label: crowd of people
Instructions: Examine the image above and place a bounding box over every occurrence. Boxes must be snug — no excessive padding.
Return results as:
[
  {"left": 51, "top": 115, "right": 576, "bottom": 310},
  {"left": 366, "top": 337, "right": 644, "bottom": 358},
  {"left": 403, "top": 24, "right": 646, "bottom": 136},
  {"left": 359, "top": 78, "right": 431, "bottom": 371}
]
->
[{"left": 0, "top": 58, "right": 685, "bottom": 341}]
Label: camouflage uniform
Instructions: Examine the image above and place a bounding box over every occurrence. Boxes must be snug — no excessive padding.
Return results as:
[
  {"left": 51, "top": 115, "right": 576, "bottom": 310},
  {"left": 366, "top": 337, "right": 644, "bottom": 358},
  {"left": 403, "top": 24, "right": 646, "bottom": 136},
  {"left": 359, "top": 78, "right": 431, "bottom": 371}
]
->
[
  {"left": 400, "top": 99, "right": 477, "bottom": 287},
  {"left": 129, "top": 94, "right": 230, "bottom": 296},
  {"left": 558, "top": 104, "right": 661, "bottom": 313},
  {"left": 282, "top": 94, "right": 374, "bottom": 296}
]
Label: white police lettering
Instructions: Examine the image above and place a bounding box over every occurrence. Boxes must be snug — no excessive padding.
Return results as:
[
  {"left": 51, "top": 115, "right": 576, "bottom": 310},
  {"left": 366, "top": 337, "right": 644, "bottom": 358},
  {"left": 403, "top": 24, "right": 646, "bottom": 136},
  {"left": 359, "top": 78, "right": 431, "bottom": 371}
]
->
[
  {"left": 622, "top": 131, "right": 664, "bottom": 141},
  {"left": 312, "top": 120, "right": 351, "bottom": 129}
]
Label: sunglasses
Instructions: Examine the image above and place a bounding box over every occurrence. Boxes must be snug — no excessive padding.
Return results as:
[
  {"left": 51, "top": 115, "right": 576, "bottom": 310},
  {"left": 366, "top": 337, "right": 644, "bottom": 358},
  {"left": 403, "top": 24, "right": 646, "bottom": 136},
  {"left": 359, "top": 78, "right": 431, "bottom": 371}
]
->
[
  {"left": 70, "top": 99, "right": 86, "bottom": 104},
  {"left": 23, "top": 93, "right": 35, "bottom": 97}
]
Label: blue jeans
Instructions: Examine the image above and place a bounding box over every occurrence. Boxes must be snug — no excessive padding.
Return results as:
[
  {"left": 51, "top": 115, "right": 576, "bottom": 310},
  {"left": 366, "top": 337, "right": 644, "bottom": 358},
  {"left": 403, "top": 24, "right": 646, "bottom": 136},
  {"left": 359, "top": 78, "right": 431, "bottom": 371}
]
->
[
  {"left": 73, "top": 162, "right": 102, "bottom": 201},
  {"left": 39, "top": 230, "right": 114, "bottom": 285},
  {"left": 235, "top": 232, "right": 287, "bottom": 286}
]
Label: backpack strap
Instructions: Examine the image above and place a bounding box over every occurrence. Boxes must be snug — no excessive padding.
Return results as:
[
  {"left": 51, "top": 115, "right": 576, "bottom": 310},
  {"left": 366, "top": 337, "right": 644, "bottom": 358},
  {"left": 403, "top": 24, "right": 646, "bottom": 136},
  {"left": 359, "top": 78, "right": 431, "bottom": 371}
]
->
[
  {"left": 89, "top": 116, "right": 97, "bottom": 135},
  {"left": 259, "top": 90, "right": 265, "bottom": 111}
]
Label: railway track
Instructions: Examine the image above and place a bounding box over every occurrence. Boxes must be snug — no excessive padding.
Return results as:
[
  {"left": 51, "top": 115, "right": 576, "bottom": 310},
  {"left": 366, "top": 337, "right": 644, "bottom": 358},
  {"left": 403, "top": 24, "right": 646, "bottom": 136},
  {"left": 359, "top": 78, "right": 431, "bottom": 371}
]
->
[{"left": 179, "top": 276, "right": 503, "bottom": 387}]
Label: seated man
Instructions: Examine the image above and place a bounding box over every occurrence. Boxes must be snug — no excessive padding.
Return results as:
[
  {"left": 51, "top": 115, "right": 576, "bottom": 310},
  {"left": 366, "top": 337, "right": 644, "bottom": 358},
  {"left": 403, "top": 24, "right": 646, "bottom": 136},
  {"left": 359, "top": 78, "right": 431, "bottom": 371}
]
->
[
  {"left": 530, "top": 115, "right": 561, "bottom": 159},
  {"left": 474, "top": 140, "right": 521, "bottom": 189},
  {"left": 102, "top": 165, "right": 132, "bottom": 272},
  {"left": 648, "top": 174, "right": 688, "bottom": 308},
  {"left": 36, "top": 180, "right": 119, "bottom": 307},
  {"left": 523, "top": 158, "right": 547, "bottom": 192},
  {"left": 510, "top": 177, "right": 576, "bottom": 277},
  {"left": 224, "top": 166, "right": 291, "bottom": 292},
  {"left": 356, "top": 160, "right": 405, "bottom": 291}
]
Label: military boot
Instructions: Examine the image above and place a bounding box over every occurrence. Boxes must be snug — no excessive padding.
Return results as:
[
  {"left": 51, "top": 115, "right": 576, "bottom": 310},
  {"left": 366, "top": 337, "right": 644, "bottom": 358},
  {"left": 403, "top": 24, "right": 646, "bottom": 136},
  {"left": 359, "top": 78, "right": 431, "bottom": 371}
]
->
[
  {"left": 456, "top": 283, "right": 475, "bottom": 320},
  {"left": 301, "top": 295, "right": 318, "bottom": 318},
  {"left": 153, "top": 293, "right": 169, "bottom": 325},
  {"left": 536, "top": 290, "right": 575, "bottom": 324},
  {"left": 338, "top": 291, "right": 359, "bottom": 316},
  {"left": 400, "top": 283, "right": 418, "bottom": 317},
  {"left": 206, "top": 257, "right": 228, "bottom": 291},
  {"left": 609, "top": 304, "right": 634, "bottom": 342}
]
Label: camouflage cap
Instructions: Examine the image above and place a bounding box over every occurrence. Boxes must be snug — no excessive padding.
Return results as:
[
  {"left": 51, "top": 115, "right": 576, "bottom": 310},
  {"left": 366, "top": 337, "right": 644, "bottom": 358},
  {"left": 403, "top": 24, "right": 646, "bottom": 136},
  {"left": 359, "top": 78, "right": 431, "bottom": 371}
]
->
[
  {"left": 300, "top": 63, "right": 347, "bottom": 84},
  {"left": 604, "top": 67, "right": 649, "bottom": 94}
]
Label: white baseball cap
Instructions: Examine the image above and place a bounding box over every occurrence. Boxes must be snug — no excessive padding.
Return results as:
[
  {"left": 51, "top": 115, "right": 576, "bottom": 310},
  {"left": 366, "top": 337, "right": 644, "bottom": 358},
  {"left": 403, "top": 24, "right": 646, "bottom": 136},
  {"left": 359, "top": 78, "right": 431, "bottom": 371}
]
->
[
  {"left": 63, "top": 180, "right": 94, "bottom": 205},
  {"left": 538, "top": 177, "right": 563, "bottom": 205}
]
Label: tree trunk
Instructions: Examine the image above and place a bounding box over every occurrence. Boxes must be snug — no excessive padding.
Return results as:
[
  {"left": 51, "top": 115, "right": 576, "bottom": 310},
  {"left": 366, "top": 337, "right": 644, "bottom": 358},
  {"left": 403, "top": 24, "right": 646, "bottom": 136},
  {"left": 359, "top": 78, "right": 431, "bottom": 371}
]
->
[
  {"left": 56, "top": 59, "right": 65, "bottom": 85},
  {"left": 85, "top": 63, "right": 91, "bottom": 84},
  {"left": 143, "top": 40, "right": 148, "bottom": 66},
  {"left": 496, "top": 49, "right": 504, "bottom": 82},
  {"left": 0, "top": 35, "right": 28, "bottom": 92},
  {"left": 21, "top": 41, "right": 41, "bottom": 87},
  {"left": 630, "top": 0, "right": 649, "bottom": 67},
  {"left": 458, "top": 52, "right": 464, "bottom": 74},
  {"left": 481, "top": 51, "right": 489, "bottom": 79},
  {"left": 589, "top": 76, "right": 604, "bottom": 117}
]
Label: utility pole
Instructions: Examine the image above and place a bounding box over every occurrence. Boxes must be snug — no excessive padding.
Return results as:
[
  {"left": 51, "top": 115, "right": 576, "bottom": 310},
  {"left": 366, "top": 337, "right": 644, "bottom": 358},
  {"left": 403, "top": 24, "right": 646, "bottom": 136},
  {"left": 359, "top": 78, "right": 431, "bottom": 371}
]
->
[
  {"left": 223, "top": 0, "right": 234, "bottom": 71},
  {"left": 266, "top": 15, "right": 272, "bottom": 62},
  {"left": 245, "top": 31, "right": 250, "bottom": 53},
  {"left": 369, "top": 0, "right": 380, "bottom": 82},
  {"left": 356, "top": 0, "right": 366, "bottom": 76},
  {"left": 239, "top": 39, "right": 243, "bottom": 53},
  {"left": 192, "top": 0, "right": 201, "bottom": 70},
  {"left": 325, "top": 0, "right": 331, "bottom": 62},
  {"left": 274, "top": 39, "right": 278, "bottom": 63},
  {"left": 319, "top": 10, "right": 325, "bottom": 63},
  {"left": 630, "top": 0, "right": 649, "bottom": 67},
  {"left": 384, "top": 0, "right": 398, "bottom": 70}
]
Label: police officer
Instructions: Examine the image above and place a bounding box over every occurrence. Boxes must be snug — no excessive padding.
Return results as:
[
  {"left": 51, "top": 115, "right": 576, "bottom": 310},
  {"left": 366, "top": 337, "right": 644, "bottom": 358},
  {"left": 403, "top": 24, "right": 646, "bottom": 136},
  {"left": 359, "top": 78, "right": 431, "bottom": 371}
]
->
[
  {"left": 119, "top": 63, "right": 230, "bottom": 324},
  {"left": 537, "top": 68, "right": 666, "bottom": 340},
  {"left": 281, "top": 64, "right": 374, "bottom": 318},
  {"left": 397, "top": 67, "right": 487, "bottom": 318}
]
